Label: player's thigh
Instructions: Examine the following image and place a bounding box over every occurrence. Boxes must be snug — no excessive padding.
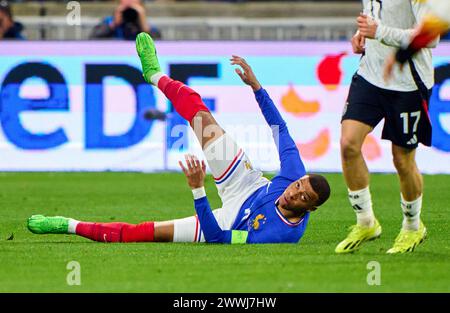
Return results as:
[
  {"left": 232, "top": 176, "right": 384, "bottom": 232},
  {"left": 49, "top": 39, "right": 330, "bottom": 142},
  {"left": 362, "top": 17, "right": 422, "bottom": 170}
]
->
[
  {"left": 380, "top": 89, "right": 432, "bottom": 149},
  {"left": 341, "top": 120, "right": 373, "bottom": 150},
  {"left": 204, "top": 132, "right": 268, "bottom": 197},
  {"left": 202, "top": 129, "right": 269, "bottom": 228},
  {"left": 341, "top": 74, "right": 383, "bottom": 148},
  {"left": 172, "top": 215, "right": 203, "bottom": 243},
  {"left": 171, "top": 209, "right": 226, "bottom": 243}
]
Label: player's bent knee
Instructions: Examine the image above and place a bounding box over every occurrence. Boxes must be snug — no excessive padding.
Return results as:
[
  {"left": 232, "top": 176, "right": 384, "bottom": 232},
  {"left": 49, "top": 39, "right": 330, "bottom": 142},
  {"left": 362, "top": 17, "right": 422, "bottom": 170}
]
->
[
  {"left": 340, "top": 137, "right": 362, "bottom": 160},
  {"left": 392, "top": 146, "right": 417, "bottom": 175},
  {"left": 392, "top": 154, "right": 416, "bottom": 176}
]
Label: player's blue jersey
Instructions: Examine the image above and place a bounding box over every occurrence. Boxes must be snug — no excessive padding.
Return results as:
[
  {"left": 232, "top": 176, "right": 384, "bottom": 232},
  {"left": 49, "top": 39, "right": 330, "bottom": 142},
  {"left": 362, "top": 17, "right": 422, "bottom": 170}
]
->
[
  {"left": 232, "top": 180, "right": 310, "bottom": 243},
  {"left": 192, "top": 87, "right": 309, "bottom": 244}
]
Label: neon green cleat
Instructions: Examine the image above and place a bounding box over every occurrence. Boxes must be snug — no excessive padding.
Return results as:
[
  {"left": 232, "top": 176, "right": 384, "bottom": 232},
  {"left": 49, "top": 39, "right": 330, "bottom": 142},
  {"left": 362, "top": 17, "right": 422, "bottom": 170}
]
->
[
  {"left": 387, "top": 221, "right": 427, "bottom": 254},
  {"left": 136, "top": 32, "right": 161, "bottom": 83},
  {"left": 27, "top": 215, "right": 69, "bottom": 234},
  {"left": 335, "top": 219, "right": 382, "bottom": 254}
]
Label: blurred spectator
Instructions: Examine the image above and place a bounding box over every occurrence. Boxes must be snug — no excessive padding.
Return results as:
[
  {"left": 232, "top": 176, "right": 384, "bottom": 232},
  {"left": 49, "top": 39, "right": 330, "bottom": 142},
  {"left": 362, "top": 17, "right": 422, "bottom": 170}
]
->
[
  {"left": 0, "top": 1, "right": 25, "bottom": 40},
  {"left": 90, "top": 0, "right": 161, "bottom": 40}
]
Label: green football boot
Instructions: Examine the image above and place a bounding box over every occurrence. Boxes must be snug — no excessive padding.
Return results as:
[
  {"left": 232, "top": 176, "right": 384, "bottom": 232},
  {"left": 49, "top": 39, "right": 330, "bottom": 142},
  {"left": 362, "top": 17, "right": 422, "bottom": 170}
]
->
[
  {"left": 27, "top": 215, "right": 69, "bottom": 234},
  {"left": 387, "top": 221, "right": 427, "bottom": 254},
  {"left": 136, "top": 32, "right": 161, "bottom": 83},
  {"left": 335, "top": 219, "right": 382, "bottom": 253}
]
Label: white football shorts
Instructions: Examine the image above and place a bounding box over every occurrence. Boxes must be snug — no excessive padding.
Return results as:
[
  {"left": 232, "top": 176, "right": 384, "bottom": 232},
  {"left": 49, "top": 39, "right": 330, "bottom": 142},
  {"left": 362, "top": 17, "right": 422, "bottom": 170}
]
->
[{"left": 173, "top": 133, "right": 269, "bottom": 242}]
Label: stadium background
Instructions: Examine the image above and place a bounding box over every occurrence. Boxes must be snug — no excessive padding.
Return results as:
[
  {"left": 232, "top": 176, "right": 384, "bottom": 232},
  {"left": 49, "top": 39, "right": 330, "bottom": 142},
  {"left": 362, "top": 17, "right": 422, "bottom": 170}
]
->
[
  {"left": 0, "top": 0, "right": 449, "bottom": 293},
  {"left": 1, "top": 0, "right": 449, "bottom": 173}
]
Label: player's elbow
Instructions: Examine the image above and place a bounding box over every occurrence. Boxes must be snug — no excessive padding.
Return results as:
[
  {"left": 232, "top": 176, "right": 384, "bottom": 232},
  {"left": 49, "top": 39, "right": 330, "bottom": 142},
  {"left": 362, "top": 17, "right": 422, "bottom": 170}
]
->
[{"left": 340, "top": 136, "right": 362, "bottom": 161}]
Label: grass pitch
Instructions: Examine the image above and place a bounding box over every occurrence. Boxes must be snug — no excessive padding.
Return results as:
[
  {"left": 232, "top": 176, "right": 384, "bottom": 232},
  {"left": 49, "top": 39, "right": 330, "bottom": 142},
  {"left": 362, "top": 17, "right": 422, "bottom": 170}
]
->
[{"left": 0, "top": 172, "right": 448, "bottom": 292}]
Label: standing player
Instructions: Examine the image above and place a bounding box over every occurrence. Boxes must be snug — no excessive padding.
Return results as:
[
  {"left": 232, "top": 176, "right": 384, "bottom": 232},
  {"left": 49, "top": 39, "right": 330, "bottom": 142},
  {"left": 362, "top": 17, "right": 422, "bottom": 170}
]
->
[
  {"left": 336, "top": 0, "right": 435, "bottom": 254},
  {"left": 384, "top": 0, "right": 450, "bottom": 80},
  {"left": 27, "top": 33, "right": 330, "bottom": 244}
]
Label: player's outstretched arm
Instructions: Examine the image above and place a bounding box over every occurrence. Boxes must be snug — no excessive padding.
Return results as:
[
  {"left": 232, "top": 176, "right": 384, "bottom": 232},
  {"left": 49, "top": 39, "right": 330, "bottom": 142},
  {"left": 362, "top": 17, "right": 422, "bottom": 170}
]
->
[
  {"left": 231, "top": 55, "right": 287, "bottom": 129},
  {"left": 179, "top": 155, "right": 247, "bottom": 244},
  {"left": 231, "top": 55, "right": 305, "bottom": 180}
]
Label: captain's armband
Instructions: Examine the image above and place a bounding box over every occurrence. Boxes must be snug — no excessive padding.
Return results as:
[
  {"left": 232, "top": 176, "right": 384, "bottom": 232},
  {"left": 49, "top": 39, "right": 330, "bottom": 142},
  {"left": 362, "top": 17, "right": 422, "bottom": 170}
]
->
[{"left": 231, "top": 230, "right": 248, "bottom": 244}]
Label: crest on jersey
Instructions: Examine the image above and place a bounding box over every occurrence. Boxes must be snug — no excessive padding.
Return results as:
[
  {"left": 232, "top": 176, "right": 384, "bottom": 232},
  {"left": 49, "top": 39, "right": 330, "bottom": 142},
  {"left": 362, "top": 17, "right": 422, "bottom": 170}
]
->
[
  {"left": 251, "top": 214, "right": 266, "bottom": 230},
  {"left": 244, "top": 160, "right": 253, "bottom": 171}
]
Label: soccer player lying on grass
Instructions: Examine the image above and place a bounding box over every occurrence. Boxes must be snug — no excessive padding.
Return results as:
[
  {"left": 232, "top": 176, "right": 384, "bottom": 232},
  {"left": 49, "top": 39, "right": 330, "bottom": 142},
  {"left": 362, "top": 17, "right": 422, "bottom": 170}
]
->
[
  {"left": 27, "top": 33, "right": 330, "bottom": 244},
  {"left": 384, "top": 0, "right": 450, "bottom": 81}
]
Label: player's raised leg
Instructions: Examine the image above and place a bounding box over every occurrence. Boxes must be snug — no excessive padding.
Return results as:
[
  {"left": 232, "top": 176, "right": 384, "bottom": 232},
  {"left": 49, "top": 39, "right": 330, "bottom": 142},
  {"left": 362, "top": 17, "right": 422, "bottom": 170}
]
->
[
  {"left": 136, "top": 33, "right": 263, "bottom": 196},
  {"left": 387, "top": 145, "right": 427, "bottom": 253},
  {"left": 136, "top": 32, "right": 224, "bottom": 149},
  {"left": 335, "top": 120, "right": 382, "bottom": 254}
]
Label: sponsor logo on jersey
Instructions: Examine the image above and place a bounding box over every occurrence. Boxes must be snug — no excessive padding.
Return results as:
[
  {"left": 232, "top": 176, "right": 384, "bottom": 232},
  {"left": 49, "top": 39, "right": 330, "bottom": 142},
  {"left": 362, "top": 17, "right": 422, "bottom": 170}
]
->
[
  {"left": 241, "top": 208, "right": 251, "bottom": 222},
  {"left": 407, "top": 134, "right": 418, "bottom": 145}
]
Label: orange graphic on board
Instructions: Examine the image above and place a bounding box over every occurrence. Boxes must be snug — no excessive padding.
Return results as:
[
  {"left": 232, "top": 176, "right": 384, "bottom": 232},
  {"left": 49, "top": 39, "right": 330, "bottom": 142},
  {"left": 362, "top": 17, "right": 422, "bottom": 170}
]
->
[
  {"left": 317, "top": 52, "right": 347, "bottom": 91},
  {"left": 362, "top": 135, "right": 382, "bottom": 161},
  {"left": 296, "top": 129, "right": 330, "bottom": 160},
  {"left": 281, "top": 85, "right": 320, "bottom": 117}
]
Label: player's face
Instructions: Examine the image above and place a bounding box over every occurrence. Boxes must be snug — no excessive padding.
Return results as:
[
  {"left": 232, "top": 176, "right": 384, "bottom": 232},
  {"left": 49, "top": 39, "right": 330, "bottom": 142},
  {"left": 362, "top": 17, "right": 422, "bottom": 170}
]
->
[{"left": 279, "top": 176, "right": 319, "bottom": 211}]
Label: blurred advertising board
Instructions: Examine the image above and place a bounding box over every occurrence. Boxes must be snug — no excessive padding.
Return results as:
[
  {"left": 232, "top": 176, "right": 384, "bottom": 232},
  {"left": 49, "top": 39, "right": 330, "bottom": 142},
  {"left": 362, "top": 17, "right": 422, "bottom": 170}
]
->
[{"left": 0, "top": 41, "right": 449, "bottom": 173}]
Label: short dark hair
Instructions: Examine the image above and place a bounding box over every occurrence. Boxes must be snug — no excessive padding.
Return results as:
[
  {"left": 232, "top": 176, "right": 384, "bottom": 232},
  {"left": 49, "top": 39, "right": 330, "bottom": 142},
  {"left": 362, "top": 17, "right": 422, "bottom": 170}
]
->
[{"left": 308, "top": 174, "right": 330, "bottom": 207}]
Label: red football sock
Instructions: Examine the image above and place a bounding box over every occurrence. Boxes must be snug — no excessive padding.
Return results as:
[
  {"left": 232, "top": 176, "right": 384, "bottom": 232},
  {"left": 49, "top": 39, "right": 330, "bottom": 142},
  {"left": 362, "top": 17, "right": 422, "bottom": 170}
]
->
[
  {"left": 158, "top": 76, "right": 209, "bottom": 122},
  {"left": 75, "top": 222, "right": 155, "bottom": 243}
]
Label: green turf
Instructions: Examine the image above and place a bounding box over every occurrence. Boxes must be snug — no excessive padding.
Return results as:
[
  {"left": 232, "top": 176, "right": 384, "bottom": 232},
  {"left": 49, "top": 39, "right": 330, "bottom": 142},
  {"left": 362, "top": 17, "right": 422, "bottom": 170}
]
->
[{"left": 0, "top": 172, "right": 448, "bottom": 292}]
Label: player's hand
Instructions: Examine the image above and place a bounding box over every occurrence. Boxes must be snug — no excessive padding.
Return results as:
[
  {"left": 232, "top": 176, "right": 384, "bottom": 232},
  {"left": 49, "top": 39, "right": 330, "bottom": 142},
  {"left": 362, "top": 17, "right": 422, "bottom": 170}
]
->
[
  {"left": 351, "top": 31, "right": 366, "bottom": 54},
  {"left": 230, "top": 55, "right": 262, "bottom": 92},
  {"left": 179, "top": 154, "right": 207, "bottom": 189},
  {"left": 357, "top": 13, "right": 378, "bottom": 39}
]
